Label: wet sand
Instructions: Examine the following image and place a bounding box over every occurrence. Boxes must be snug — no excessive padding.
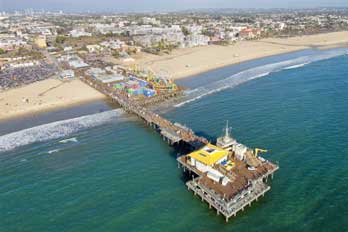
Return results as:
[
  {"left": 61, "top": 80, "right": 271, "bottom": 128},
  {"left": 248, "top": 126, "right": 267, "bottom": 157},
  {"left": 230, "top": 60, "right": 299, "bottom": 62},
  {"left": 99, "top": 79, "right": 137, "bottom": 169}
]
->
[{"left": 132, "top": 31, "right": 348, "bottom": 79}]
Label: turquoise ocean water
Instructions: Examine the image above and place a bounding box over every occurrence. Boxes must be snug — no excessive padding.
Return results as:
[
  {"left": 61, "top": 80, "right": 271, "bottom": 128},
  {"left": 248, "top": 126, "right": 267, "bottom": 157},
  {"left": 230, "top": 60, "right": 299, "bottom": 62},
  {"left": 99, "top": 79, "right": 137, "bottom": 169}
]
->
[{"left": 1, "top": 49, "right": 348, "bottom": 231}]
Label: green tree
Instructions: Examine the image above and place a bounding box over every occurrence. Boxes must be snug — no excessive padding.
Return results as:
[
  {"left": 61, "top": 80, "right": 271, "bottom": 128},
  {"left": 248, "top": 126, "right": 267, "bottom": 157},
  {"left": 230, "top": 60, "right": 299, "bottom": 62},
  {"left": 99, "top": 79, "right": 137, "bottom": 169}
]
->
[
  {"left": 0, "top": 48, "right": 5, "bottom": 55},
  {"left": 181, "top": 26, "right": 190, "bottom": 36},
  {"left": 112, "top": 50, "right": 120, "bottom": 58},
  {"left": 55, "top": 35, "right": 66, "bottom": 44}
]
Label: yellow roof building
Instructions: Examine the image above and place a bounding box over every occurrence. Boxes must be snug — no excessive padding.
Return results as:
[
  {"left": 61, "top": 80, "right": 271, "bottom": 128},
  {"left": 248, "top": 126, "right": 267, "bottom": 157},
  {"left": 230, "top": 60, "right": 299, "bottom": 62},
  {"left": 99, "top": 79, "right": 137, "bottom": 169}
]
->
[{"left": 188, "top": 144, "right": 229, "bottom": 166}]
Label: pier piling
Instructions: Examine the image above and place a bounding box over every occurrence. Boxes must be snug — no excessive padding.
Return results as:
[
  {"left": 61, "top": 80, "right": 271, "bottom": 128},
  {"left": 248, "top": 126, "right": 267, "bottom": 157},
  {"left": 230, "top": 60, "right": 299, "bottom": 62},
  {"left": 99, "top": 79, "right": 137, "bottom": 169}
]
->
[{"left": 81, "top": 75, "right": 279, "bottom": 223}]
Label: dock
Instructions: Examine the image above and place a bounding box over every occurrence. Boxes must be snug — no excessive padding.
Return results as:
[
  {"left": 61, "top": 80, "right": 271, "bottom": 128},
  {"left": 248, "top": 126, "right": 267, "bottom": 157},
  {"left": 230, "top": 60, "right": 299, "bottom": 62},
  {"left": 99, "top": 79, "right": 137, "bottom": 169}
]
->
[
  {"left": 179, "top": 156, "right": 278, "bottom": 222},
  {"left": 82, "top": 76, "right": 208, "bottom": 148},
  {"left": 82, "top": 75, "right": 279, "bottom": 222}
]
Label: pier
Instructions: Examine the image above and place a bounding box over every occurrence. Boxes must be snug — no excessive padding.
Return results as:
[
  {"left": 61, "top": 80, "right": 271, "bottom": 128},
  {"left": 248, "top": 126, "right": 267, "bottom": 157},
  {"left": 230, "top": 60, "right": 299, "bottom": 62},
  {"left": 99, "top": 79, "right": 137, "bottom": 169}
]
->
[
  {"left": 82, "top": 76, "right": 208, "bottom": 149},
  {"left": 82, "top": 76, "right": 279, "bottom": 222}
]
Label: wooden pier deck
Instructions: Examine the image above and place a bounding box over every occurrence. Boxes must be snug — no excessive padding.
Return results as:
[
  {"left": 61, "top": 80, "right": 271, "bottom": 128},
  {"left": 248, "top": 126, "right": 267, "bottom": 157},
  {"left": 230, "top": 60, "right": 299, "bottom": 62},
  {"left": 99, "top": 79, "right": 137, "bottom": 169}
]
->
[
  {"left": 187, "top": 178, "right": 271, "bottom": 222},
  {"left": 82, "top": 76, "right": 208, "bottom": 149},
  {"left": 178, "top": 155, "right": 279, "bottom": 222},
  {"left": 82, "top": 76, "right": 279, "bottom": 222}
]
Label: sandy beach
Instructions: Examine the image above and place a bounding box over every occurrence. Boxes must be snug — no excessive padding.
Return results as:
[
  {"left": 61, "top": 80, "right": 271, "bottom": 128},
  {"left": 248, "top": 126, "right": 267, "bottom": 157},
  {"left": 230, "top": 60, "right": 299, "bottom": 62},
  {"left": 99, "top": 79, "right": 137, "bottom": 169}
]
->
[
  {"left": 0, "top": 78, "right": 106, "bottom": 121},
  {"left": 132, "top": 31, "right": 348, "bottom": 79},
  {"left": 1, "top": 31, "right": 348, "bottom": 121}
]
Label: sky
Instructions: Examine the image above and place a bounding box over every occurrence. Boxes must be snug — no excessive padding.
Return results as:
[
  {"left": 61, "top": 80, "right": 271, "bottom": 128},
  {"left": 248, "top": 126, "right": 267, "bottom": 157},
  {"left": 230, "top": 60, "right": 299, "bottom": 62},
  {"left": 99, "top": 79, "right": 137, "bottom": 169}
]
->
[{"left": 1, "top": 0, "right": 348, "bottom": 12}]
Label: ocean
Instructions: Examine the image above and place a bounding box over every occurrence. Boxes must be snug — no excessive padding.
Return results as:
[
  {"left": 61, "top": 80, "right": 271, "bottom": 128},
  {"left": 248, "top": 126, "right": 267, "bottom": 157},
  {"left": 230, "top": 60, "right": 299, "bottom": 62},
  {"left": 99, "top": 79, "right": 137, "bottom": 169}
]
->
[{"left": 1, "top": 48, "right": 348, "bottom": 232}]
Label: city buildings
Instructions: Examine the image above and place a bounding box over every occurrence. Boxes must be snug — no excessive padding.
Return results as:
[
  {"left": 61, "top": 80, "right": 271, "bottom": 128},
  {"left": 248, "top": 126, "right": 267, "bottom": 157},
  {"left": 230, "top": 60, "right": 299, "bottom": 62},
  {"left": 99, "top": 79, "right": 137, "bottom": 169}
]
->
[{"left": 1, "top": 8, "right": 348, "bottom": 90}]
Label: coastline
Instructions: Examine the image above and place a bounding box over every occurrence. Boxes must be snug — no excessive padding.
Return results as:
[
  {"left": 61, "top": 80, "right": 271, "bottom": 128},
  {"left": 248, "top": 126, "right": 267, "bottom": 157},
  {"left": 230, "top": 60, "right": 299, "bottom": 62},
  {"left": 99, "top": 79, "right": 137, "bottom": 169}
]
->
[
  {"left": 133, "top": 31, "right": 348, "bottom": 79},
  {"left": 0, "top": 79, "right": 106, "bottom": 122},
  {"left": 1, "top": 31, "right": 348, "bottom": 122}
]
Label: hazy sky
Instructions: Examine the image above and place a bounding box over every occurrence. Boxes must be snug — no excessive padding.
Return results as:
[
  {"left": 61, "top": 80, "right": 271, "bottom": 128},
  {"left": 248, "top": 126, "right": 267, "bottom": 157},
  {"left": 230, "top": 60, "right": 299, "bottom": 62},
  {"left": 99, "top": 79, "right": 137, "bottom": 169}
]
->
[{"left": 1, "top": 0, "right": 348, "bottom": 12}]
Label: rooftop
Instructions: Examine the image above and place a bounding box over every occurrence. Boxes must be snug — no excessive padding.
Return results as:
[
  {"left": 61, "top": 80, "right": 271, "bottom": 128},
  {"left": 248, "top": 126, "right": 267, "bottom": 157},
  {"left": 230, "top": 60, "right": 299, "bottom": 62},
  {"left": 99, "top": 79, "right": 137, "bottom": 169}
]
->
[{"left": 188, "top": 143, "right": 229, "bottom": 166}]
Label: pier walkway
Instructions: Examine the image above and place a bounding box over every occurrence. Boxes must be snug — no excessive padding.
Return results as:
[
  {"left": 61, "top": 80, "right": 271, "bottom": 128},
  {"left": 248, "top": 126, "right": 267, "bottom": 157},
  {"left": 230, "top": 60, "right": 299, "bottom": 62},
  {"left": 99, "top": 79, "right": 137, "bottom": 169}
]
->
[
  {"left": 82, "top": 76, "right": 278, "bottom": 223},
  {"left": 82, "top": 77, "right": 208, "bottom": 149}
]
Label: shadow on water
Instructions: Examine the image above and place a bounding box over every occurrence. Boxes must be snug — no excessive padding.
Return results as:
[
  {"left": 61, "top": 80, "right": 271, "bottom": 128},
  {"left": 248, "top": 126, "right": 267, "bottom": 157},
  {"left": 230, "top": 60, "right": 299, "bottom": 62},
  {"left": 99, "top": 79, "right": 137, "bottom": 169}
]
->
[
  {"left": 178, "top": 169, "right": 197, "bottom": 183},
  {"left": 195, "top": 131, "right": 216, "bottom": 143},
  {"left": 167, "top": 141, "right": 201, "bottom": 184}
]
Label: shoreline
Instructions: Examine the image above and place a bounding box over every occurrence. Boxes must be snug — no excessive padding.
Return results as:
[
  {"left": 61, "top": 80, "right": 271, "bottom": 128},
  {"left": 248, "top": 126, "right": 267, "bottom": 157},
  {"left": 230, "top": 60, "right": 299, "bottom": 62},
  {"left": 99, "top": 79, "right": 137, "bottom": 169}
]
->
[
  {"left": 0, "top": 78, "right": 107, "bottom": 122},
  {"left": 0, "top": 97, "right": 107, "bottom": 122},
  {"left": 178, "top": 41, "right": 348, "bottom": 79},
  {"left": 173, "top": 41, "right": 348, "bottom": 80},
  {"left": 132, "top": 31, "right": 348, "bottom": 79},
  {"left": 1, "top": 31, "right": 348, "bottom": 123}
]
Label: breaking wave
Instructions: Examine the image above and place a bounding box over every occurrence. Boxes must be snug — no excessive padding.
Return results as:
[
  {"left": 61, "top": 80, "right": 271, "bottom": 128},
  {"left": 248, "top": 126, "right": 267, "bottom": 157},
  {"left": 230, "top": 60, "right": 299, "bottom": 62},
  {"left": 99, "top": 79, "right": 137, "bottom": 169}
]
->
[
  {"left": 175, "top": 48, "right": 348, "bottom": 107},
  {"left": 284, "top": 62, "right": 310, "bottom": 70},
  {"left": 48, "top": 149, "right": 61, "bottom": 154},
  {"left": 0, "top": 109, "right": 124, "bottom": 153},
  {"left": 59, "top": 137, "right": 78, "bottom": 143}
]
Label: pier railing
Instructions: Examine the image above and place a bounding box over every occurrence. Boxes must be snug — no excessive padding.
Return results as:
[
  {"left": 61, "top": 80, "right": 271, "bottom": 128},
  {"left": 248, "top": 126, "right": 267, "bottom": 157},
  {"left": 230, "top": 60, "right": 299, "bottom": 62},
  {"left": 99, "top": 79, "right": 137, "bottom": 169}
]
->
[
  {"left": 81, "top": 76, "right": 279, "bottom": 222},
  {"left": 82, "top": 77, "right": 208, "bottom": 148}
]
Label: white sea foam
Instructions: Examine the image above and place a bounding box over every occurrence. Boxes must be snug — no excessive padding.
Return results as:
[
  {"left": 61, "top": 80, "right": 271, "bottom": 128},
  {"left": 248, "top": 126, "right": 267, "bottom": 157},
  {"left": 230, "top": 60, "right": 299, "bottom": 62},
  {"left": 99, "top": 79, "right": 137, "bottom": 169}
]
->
[
  {"left": 48, "top": 149, "right": 61, "bottom": 154},
  {"left": 175, "top": 49, "right": 347, "bottom": 107},
  {"left": 0, "top": 109, "right": 124, "bottom": 153},
  {"left": 59, "top": 137, "right": 78, "bottom": 143},
  {"left": 284, "top": 62, "right": 310, "bottom": 70}
]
